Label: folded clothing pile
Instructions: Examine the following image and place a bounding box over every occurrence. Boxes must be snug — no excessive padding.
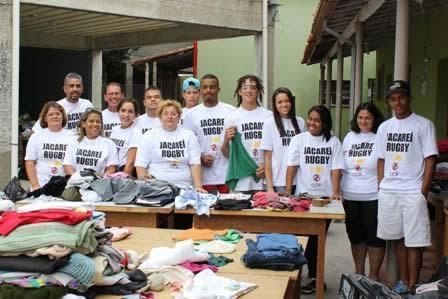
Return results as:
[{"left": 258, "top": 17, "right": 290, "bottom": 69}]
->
[
  {"left": 242, "top": 233, "right": 307, "bottom": 271},
  {"left": 252, "top": 192, "right": 311, "bottom": 212}
]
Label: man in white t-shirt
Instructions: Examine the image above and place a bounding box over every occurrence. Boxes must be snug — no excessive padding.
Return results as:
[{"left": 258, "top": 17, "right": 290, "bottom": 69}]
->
[
  {"left": 135, "top": 87, "right": 162, "bottom": 135},
  {"left": 102, "top": 82, "right": 124, "bottom": 137},
  {"left": 183, "top": 74, "right": 235, "bottom": 193},
  {"left": 376, "top": 80, "right": 438, "bottom": 293},
  {"left": 32, "top": 72, "right": 93, "bottom": 134},
  {"left": 180, "top": 77, "right": 200, "bottom": 126}
]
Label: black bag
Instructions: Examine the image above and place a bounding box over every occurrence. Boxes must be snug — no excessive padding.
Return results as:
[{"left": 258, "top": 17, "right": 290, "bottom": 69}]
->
[
  {"left": 3, "top": 176, "right": 27, "bottom": 202},
  {"left": 339, "top": 273, "right": 401, "bottom": 299}
]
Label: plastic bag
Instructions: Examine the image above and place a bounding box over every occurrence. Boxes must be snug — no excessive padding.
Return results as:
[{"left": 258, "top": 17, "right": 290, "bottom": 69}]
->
[{"left": 3, "top": 176, "right": 27, "bottom": 202}]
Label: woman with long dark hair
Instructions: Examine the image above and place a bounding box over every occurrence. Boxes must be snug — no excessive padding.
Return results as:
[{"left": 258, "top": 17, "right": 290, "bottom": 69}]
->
[
  {"left": 285, "top": 104, "right": 344, "bottom": 294},
  {"left": 341, "top": 102, "right": 385, "bottom": 280},
  {"left": 260, "top": 87, "right": 305, "bottom": 192}
]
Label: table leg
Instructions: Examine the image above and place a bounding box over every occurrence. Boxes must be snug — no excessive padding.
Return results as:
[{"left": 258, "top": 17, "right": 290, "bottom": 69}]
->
[{"left": 315, "top": 220, "right": 326, "bottom": 299}]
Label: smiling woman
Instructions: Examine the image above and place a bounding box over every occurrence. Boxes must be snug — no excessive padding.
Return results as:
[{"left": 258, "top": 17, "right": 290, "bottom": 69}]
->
[{"left": 63, "top": 109, "right": 119, "bottom": 175}]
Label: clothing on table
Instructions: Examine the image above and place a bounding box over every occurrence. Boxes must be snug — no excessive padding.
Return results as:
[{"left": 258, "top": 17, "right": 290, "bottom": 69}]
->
[
  {"left": 135, "top": 127, "right": 201, "bottom": 189},
  {"left": 141, "top": 265, "right": 194, "bottom": 291},
  {"left": 224, "top": 106, "right": 272, "bottom": 191},
  {"left": 0, "top": 284, "right": 68, "bottom": 299},
  {"left": 260, "top": 116, "right": 305, "bottom": 188},
  {"left": 194, "top": 240, "right": 236, "bottom": 254},
  {"left": 172, "top": 228, "right": 229, "bottom": 242},
  {"left": 180, "top": 261, "right": 218, "bottom": 273},
  {"left": 180, "top": 269, "right": 257, "bottom": 299},
  {"left": 341, "top": 131, "right": 379, "bottom": 201},
  {"left": 102, "top": 109, "right": 120, "bottom": 137},
  {"left": 32, "top": 98, "right": 93, "bottom": 134},
  {"left": 214, "top": 229, "right": 243, "bottom": 244},
  {"left": 64, "top": 136, "right": 119, "bottom": 175},
  {"left": 25, "top": 128, "right": 75, "bottom": 188},
  {"left": 27, "top": 175, "right": 68, "bottom": 198},
  {"left": 16, "top": 200, "right": 92, "bottom": 213},
  {"left": 0, "top": 255, "right": 69, "bottom": 274},
  {"left": 207, "top": 254, "right": 234, "bottom": 267},
  {"left": 174, "top": 188, "right": 217, "bottom": 215},
  {"left": 242, "top": 233, "right": 307, "bottom": 271},
  {"left": 138, "top": 240, "right": 209, "bottom": 270},
  {"left": 89, "top": 178, "right": 139, "bottom": 204},
  {"left": 225, "top": 131, "right": 260, "bottom": 191},
  {"left": 287, "top": 131, "right": 344, "bottom": 196},
  {"left": 107, "top": 227, "right": 132, "bottom": 242},
  {"left": 0, "top": 209, "right": 92, "bottom": 236},
  {"left": 135, "top": 197, "right": 174, "bottom": 207},
  {"left": 183, "top": 102, "right": 236, "bottom": 185},
  {"left": 59, "top": 253, "right": 96, "bottom": 287},
  {"left": 213, "top": 199, "right": 252, "bottom": 210}
]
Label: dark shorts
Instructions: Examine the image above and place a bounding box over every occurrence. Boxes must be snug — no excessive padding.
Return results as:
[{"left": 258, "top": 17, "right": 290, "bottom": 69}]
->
[{"left": 343, "top": 199, "right": 385, "bottom": 247}]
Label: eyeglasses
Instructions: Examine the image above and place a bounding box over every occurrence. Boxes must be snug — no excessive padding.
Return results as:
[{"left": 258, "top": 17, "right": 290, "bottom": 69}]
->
[{"left": 241, "top": 84, "right": 258, "bottom": 91}]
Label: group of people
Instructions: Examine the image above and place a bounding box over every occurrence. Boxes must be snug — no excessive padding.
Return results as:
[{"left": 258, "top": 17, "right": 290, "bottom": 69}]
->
[{"left": 25, "top": 72, "right": 438, "bottom": 295}]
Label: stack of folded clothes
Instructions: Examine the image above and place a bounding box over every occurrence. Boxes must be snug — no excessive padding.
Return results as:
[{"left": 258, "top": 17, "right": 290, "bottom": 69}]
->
[
  {"left": 252, "top": 192, "right": 311, "bottom": 212},
  {"left": 242, "top": 233, "right": 307, "bottom": 271},
  {"left": 0, "top": 201, "right": 147, "bottom": 299}
]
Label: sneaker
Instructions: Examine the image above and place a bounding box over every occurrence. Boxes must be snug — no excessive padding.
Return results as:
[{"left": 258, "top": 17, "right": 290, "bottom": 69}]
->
[
  {"left": 393, "top": 280, "right": 410, "bottom": 294},
  {"left": 301, "top": 278, "right": 327, "bottom": 294}
]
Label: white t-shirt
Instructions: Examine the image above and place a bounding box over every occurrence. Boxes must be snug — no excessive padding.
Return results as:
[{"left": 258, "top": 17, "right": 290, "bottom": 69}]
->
[
  {"left": 287, "top": 132, "right": 344, "bottom": 197},
  {"left": 260, "top": 116, "right": 306, "bottom": 187},
  {"left": 341, "top": 131, "right": 378, "bottom": 201},
  {"left": 375, "top": 113, "right": 438, "bottom": 193},
  {"left": 109, "top": 123, "right": 140, "bottom": 167},
  {"left": 224, "top": 106, "right": 273, "bottom": 191},
  {"left": 180, "top": 107, "right": 192, "bottom": 126},
  {"left": 63, "top": 136, "right": 119, "bottom": 175},
  {"left": 25, "top": 129, "right": 75, "bottom": 187},
  {"left": 33, "top": 98, "right": 93, "bottom": 134},
  {"left": 102, "top": 109, "right": 120, "bottom": 137},
  {"left": 135, "top": 127, "right": 201, "bottom": 189},
  {"left": 134, "top": 114, "right": 162, "bottom": 135},
  {"left": 183, "top": 102, "right": 236, "bottom": 185}
]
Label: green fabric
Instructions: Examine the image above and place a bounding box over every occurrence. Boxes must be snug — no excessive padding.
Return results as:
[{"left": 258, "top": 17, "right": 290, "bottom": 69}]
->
[
  {"left": 62, "top": 186, "right": 82, "bottom": 201},
  {"left": 208, "top": 254, "right": 234, "bottom": 267},
  {"left": 225, "top": 131, "right": 260, "bottom": 190},
  {"left": 0, "top": 220, "right": 98, "bottom": 255},
  {"left": 215, "top": 229, "right": 243, "bottom": 244},
  {"left": 0, "top": 284, "right": 67, "bottom": 299}
]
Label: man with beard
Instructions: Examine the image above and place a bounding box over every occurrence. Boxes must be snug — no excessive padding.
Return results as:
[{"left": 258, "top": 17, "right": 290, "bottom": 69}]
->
[{"left": 33, "top": 72, "right": 93, "bottom": 135}]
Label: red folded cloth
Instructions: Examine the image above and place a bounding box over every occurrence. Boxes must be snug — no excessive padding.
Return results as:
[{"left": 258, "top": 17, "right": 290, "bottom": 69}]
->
[{"left": 0, "top": 209, "right": 92, "bottom": 236}]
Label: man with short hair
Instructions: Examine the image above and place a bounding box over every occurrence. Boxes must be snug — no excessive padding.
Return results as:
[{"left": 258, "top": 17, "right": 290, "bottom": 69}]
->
[
  {"left": 180, "top": 77, "right": 200, "bottom": 125},
  {"left": 376, "top": 80, "right": 438, "bottom": 293},
  {"left": 33, "top": 72, "right": 93, "bottom": 134},
  {"left": 134, "top": 87, "right": 162, "bottom": 135},
  {"left": 183, "top": 74, "right": 235, "bottom": 193},
  {"left": 102, "top": 82, "right": 124, "bottom": 137}
]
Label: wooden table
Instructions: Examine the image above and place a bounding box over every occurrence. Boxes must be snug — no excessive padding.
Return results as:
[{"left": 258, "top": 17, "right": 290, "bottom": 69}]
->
[
  {"left": 18, "top": 199, "right": 174, "bottom": 228},
  {"left": 99, "top": 227, "right": 304, "bottom": 299},
  {"left": 176, "top": 200, "right": 345, "bottom": 299}
]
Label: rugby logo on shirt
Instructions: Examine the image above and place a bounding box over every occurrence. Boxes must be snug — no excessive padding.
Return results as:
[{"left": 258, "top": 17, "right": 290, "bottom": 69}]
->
[{"left": 313, "top": 174, "right": 321, "bottom": 182}]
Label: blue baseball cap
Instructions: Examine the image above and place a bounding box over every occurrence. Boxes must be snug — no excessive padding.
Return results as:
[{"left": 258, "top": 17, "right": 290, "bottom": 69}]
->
[{"left": 182, "top": 77, "right": 200, "bottom": 91}]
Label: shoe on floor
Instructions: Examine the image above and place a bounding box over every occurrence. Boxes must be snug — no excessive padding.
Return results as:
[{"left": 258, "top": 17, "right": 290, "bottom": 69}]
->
[
  {"left": 301, "top": 278, "right": 327, "bottom": 294},
  {"left": 393, "top": 280, "right": 410, "bottom": 294}
]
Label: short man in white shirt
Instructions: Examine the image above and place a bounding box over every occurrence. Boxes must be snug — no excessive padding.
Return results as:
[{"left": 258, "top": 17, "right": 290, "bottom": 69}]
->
[
  {"left": 183, "top": 74, "right": 235, "bottom": 193},
  {"left": 180, "top": 77, "right": 200, "bottom": 125},
  {"left": 32, "top": 72, "right": 93, "bottom": 134},
  {"left": 102, "top": 82, "right": 124, "bottom": 137},
  {"left": 135, "top": 86, "right": 162, "bottom": 135},
  {"left": 376, "top": 80, "right": 438, "bottom": 293}
]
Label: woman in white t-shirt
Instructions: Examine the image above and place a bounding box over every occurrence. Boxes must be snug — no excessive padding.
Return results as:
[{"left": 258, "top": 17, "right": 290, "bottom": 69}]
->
[
  {"left": 25, "top": 101, "right": 75, "bottom": 190},
  {"left": 109, "top": 98, "right": 140, "bottom": 175},
  {"left": 261, "top": 87, "right": 305, "bottom": 192},
  {"left": 135, "top": 100, "right": 205, "bottom": 191},
  {"left": 222, "top": 75, "right": 272, "bottom": 193},
  {"left": 285, "top": 105, "right": 344, "bottom": 294},
  {"left": 63, "top": 109, "right": 118, "bottom": 175},
  {"left": 341, "top": 102, "right": 385, "bottom": 280}
]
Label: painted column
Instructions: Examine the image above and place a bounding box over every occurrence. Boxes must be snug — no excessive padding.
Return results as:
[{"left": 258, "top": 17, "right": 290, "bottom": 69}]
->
[
  {"left": 125, "top": 62, "right": 133, "bottom": 98},
  {"left": 91, "top": 50, "right": 102, "bottom": 109},
  {"left": 354, "top": 21, "right": 364, "bottom": 108},
  {"left": 350, "top": 41, "right": 356, "bottom": 118},
  {"left": 152, "top": 61, "right": 157, "bottom": 87},
  {"left": 320, "top": 64, "right": 326, "bottom": 105},
  {"left": 0, "top": 0, "right": 18, "bottom": 183},
  {"left": 326, "top": 59, "right": 332, "bottom": 109},
  {"left": 335, "top": 43, "right": 343, "bottom": 139},
  {"left": 394, "top": 0, "right": 409, "bottom": 80},
  {"left": 144, "top": 62, "right": 149, "bottom": 89}
]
